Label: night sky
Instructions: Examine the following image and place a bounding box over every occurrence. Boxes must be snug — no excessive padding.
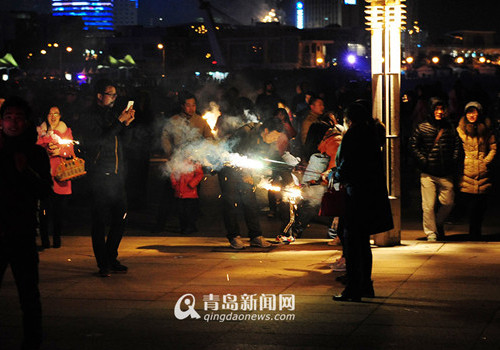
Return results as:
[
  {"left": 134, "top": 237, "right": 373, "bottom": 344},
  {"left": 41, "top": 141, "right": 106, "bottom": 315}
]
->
[
  {"left": 2, "top": 0, "right": 500, "bottom": 37},
  {"left": 415, "top": 0, "right": 500, "bottom": 36}
]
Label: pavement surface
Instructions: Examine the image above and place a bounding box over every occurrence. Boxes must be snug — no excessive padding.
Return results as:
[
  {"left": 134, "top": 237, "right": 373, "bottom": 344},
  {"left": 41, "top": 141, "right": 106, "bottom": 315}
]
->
[{"left": 2, "top": 173, "right": 500, "bottom": 349}]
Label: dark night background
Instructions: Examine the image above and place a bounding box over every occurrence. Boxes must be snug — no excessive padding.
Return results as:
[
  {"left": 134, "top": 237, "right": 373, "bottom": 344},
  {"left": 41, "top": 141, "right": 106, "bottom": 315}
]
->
[{"left": 4, "top": 0, "right": 500, "bottom": 37}]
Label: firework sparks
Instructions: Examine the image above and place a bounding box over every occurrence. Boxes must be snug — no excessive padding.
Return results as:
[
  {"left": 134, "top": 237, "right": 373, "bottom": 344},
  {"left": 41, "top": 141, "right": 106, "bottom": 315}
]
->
[
  {"left": 225, "top": 153, "right": 264, "bottom": 170},
  {"left": 202, "top": 102, "right": 220, "bottom": 137}
]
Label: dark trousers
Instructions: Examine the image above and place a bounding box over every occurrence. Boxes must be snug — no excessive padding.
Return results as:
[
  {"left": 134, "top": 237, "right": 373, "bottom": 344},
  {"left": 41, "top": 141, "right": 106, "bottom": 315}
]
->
[
  {"left": 218, "top": 168, "right": 262, "bottom": 239},
  {"left": 177, "top": 198, "right": 199, "bottom": 234},
  {"left": 90, "top": 174, "right": 127, "bottom": 270},
  {"left": 0, "top": 237, "right": 42, "bottom": 349},
  {"left": 39, "top": 193, "right": 67, "bottom": 247},
  {"left": 343, "top": 229, "right": 373, "bottom": 297},
  {"left": 461, "top": 192, "right": 489, "bottom": 237}
]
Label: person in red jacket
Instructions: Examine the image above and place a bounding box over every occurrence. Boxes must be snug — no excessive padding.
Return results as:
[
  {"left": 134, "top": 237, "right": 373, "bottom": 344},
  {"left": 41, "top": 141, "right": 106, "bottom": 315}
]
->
[
  {"left": 170, "top": 162, "right": 204, "bottom": 234},
  {"left": 36, "top": 105, "right": 75, "bottom": 248}
]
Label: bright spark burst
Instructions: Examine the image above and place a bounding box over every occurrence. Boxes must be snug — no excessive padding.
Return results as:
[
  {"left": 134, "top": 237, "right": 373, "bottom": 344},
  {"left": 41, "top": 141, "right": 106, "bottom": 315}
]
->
[
  {"left": 226, "top": 153, "right": 264, "bottom": 169},
  {"left": 202, "top": 102, "right": 220, "bottom": 137}
]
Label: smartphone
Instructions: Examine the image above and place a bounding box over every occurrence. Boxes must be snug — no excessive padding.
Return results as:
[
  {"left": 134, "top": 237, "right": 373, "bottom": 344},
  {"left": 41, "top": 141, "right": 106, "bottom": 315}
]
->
[{"left": 126, "top": 100, "right": 134, "bottom": 110}]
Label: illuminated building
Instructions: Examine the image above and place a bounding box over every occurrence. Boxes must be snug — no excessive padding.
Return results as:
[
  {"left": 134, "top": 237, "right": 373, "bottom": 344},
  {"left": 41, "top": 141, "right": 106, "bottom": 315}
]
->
[
  {"left": 52, "top": 1, "right": 115, "bottom": 30},
  {"left": 294, "top": 0, "right": 363, "bottom": 29}
]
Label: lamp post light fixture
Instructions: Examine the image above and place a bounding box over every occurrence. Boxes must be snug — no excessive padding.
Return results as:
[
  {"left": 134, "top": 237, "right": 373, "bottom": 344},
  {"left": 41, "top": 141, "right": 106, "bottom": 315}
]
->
[{"left": 365, "top": 0, "right": 406, "bottom": 246}]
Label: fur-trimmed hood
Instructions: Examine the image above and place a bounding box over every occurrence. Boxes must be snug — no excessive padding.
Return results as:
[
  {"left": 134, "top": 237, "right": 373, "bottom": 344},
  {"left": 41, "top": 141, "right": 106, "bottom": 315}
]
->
[{"left": 457, "top": 115, "right": 492, "bottom": 139}]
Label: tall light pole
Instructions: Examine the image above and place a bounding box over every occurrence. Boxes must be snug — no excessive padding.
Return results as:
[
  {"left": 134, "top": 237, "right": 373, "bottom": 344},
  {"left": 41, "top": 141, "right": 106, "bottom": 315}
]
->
[
  {"left": 365, "top": 0, "right": 406, "bottom": 246},
  {"left": 157, "top": 43, "right": 166, "bottom": 76}
]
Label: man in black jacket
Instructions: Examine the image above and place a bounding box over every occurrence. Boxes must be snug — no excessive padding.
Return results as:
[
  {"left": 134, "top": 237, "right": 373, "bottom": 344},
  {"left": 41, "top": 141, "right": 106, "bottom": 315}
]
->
[
  {"left": 0, "top": 96, "right": 52, "bottom": 349},
  {"left": 409, "top": 98, "right": 461, "bottom": 241},
  {"left": 82, "top": 79, "right": 135, "bottom": 277}
]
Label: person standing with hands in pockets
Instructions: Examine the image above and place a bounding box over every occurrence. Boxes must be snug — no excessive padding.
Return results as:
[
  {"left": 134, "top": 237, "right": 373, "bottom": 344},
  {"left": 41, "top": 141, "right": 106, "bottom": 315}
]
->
[{"left": 80, "top": 79, "right": 135, "bottom": 277}]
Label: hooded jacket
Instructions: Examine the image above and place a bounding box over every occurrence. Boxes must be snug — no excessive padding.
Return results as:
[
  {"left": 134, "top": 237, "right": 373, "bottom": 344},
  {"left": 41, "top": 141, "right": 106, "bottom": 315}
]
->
[{"left": 456, "top": 114, "right": 496, "bottom": 194}]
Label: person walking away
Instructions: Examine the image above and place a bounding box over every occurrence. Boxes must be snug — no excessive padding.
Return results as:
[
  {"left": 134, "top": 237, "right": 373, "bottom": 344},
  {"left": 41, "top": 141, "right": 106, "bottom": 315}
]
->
[
  {"left": 333, "top": 101, "right": 393, "bottom": 302},
  {"left": 456, "top": 102, "right": 496, "bottom": 239}
]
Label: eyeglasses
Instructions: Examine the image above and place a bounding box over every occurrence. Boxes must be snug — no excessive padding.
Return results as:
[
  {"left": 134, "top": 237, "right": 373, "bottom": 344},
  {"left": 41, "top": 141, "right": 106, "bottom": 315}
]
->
[{"left": 104, "top": 92, "right": 117, "bottom": 97}]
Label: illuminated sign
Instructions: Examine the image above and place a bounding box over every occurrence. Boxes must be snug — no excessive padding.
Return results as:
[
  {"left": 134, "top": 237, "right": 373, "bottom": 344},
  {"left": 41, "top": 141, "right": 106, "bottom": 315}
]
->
[
  {"left": 344, "top": 0, "right": 357, "bottom": 4},
  {"left": 296, "top": 2, "right": 304, "bottom": 29},
  {"left": 52, "top": 1, "right": 115, "bottom": 30}
]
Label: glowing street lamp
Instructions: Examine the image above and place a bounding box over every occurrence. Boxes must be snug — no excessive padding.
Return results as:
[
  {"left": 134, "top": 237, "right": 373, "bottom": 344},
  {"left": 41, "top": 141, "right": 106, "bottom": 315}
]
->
[
  {"left": 456, "top": 57, "right": 464, "bottom": 64},
  {"left": 479, "top": 56, "right": 486, "bottom": 63},
  {"left": 431, "top": 56, "right": 440, "bottom": 64},
  {"left": 365, "top": 0, "right": 406, "bottom": 246},
  {"left": 66, "top": 47, "right": 73, "bottom": 53},
  {"left": 405, "top": 56, "right": 414, "bottom": 64}
]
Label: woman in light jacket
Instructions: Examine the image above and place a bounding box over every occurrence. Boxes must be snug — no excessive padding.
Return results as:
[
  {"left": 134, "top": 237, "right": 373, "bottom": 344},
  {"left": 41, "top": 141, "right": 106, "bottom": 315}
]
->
[{"left": 456, "top": 101, "right": 496, "bottom": 239}]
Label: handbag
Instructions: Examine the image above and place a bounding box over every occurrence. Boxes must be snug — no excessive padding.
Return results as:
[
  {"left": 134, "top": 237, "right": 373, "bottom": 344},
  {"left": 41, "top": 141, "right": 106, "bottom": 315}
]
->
[
  {"left": 54, "top": 157, "right": 87, "bottom": 182},
  {"left": 319, "top": 184, "right": 346, "bottom": 217}
]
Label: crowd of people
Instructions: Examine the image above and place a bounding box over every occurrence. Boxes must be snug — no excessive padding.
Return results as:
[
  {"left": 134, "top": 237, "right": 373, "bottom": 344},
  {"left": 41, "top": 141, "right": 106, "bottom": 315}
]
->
[{"left": 1, "top": 74, "right": 500, "bottom": 348}]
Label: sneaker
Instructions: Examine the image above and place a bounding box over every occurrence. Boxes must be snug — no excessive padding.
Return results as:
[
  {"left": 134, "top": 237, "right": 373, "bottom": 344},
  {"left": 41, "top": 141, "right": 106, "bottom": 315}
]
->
[
  {"left": 331, "top": 257, "right": 346, "bottom": 272},
  {"left": 250, "top": 236, "right": 271, "bottom": 248},
  {"left": 328, "top": 237, "right": 341, "bottom": 246},
  {"left": 427, "top": 233, "right": 437, "bottom": 242},
  {"left": 229, "top": 236, "right": 245, "bottom": 250},
  {"left": 110, "top": 261, "right": 128, "bottom": 273},
  {"left": 275, "top": 235, "right": 296, "bottom": 244}
]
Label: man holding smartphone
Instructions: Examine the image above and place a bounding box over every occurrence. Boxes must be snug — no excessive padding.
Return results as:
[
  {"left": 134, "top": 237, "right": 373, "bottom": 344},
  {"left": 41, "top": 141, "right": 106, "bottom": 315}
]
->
[{"left": 81, "top": 79, "right": 135, "bottom": 277}]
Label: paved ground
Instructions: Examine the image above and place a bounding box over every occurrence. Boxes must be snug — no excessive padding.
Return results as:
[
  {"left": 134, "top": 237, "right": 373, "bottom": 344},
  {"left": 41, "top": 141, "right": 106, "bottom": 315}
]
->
[{"left": 2, "top": 174, "right": 500, "bottom": 349}]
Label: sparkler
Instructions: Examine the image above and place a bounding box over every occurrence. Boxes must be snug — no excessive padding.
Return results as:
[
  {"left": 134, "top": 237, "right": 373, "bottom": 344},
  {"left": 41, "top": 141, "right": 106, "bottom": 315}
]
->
[{"left": 202, "top": 101, "right": 220, "bottom": 137}]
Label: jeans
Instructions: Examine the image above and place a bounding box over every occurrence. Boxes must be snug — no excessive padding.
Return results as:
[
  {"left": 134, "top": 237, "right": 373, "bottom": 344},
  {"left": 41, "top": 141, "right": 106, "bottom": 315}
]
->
[{"left": 420, "top": 173, "right": 454, "bottom": 237}]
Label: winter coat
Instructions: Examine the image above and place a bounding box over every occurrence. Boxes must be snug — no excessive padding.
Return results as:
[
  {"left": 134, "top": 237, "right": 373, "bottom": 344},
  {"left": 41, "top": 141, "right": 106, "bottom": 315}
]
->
[
  {"left": 300, "top": 111, "right": 321, "bottom": 145},
  {"left": 0, "top": 133, "right": 52, "bottom": 240},
  {"left": 317, "top": 125, "right": 344, "bottom": 170},
  {"left": 457, "top": 116, "right": 497, "bottom": 194},
  {"left": 171, "top": 164, "right": 204, "bottom": 199},
  {"left": 81, "top": 104, "right": 127, "bottom": 178},
  {"left": 409, "top": 117, "right": 461, "bottom": 177},
  {"left": 36, "top": 122, "right": 74, "bottom": 195},
  {"left": 335, "top": 123, "right": 393, "bottom": 235}
]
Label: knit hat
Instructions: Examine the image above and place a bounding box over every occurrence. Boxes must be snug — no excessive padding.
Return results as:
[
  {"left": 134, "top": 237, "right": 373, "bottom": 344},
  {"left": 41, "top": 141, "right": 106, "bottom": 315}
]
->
[{"left": 464, "top": 101, "right": 483, "bottom": 115}]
